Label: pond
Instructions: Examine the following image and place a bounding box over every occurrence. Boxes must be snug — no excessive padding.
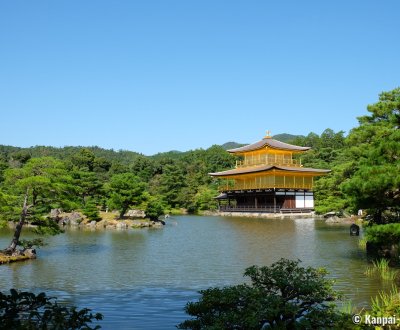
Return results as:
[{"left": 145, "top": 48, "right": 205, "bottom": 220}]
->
[{"left": 0, "top": 215, "right": 388, "bottom": 329}]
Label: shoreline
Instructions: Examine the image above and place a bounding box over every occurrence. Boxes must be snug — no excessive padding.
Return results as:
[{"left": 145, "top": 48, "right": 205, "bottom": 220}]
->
[
  {"left": 217, "top": 211, "right": 315, "bottom": 219},
  {"left": 200, "top": 210, "right": 317, "bottom": 219},
  {"left": 199, "top": 210, "right": 360, "bottom": 223},
  {"left": 0, "top": 253, "right": 35, "bottom": 265}
]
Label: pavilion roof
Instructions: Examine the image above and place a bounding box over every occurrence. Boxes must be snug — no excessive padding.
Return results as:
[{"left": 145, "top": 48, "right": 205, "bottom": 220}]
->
[
  {"left": 227, "top": 137, "right": 310, "bottom": 153},
  {"left": 209, "top": 165, "right": 331, "bottom": 177}
]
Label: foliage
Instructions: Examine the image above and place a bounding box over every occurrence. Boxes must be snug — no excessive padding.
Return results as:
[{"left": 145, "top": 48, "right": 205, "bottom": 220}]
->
[
  {"left": 0, "top": 191, "right": 19, "bottom": 222},
  {"left": 17, "top": 238, "right": 46, "bottom": 249},
  {"left": 177, "top": 259, "right": 350, "bottom": 329},
  {"left": 364, "top": 259, "right": 399, "bottom": 281},
  {"left": 365, "top": 223, "right": 400, "bottom": 245},
  {"left": 370, "top": 285, "right": 400, "bottom": 317},
  {"left": 144, "top": 196, "right": 165, "bottom": 221},
  {"left": 156, "top": 163, "right": 187, "bottom": 208},
  {"left": 82, "top": 198, "right": 101, "bottom": 222},
  {"left": 2, "top": 157, "right": 75, "bottom": 221},
  {"left": 106, "top": 173, "right": 146, "bottom": 218},
  {"left": 342, "top": 88, "right": 400, "bottom": 223},
  {"left": 193, "top": 186, "right": 219, "bottom": 211},
  {"left": 71, "top": 171, "right": 102, "bottom": 206},
  {"left": 358, "top": 237, "right": 367, "bottom": 250},
  {"left": 0, "top": 289, "right": 103, "bottom": 329}
]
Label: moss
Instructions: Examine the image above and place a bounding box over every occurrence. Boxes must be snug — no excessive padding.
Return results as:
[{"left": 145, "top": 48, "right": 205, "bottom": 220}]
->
[
  {"left": 0, "top": 253, "right": 31, "bottom": 265},
  {"left": 168, "top": 208, "right": 187, "bottom": 215}
]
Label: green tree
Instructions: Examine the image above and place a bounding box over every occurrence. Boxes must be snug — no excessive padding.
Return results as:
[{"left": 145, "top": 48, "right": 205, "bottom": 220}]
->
[
  {"left": 93, "top": 156, "right": 112, "bottom": 173},
  {"left": 72, "top": 171, "right": 102, "bottom": 206},
  {"left": 9, "top": 150, "right": 31, "bottom": 168},
  {"left": 158, "top": 163, "right": 187, "bottom": 208},
  {"left": 145, "top": 195, "right": 165, "bottom": 220},
  {"left": 0, "top": 157, "right": 9, "bottom": 183},
  {"left": 82, "top": 198, "right": 101, "bottom": 222},
  {"left": 106, "top": 173, "right": 146, "bottom": 218},
  {"left": 130, "top": 156, "right": 156, "bottom": 182},
  {"left": 71, "top": 148, "right": 96, "bottom": 172},
  {"left": 0, "top": 157, "right": 74, "bottom": 253},
  {"left": 194, "top": 186, "right": 218, "bottom": 211},
  {"left": 342, "top": 88, "right": 400, "bottom": 223},
  {"left": 178, "top": 259, "right": 348, "bottom": 329}
]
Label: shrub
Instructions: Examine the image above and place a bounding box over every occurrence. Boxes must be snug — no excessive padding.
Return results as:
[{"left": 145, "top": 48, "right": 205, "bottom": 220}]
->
[
  {"left": 365, "top": 223, "right": 400, "bottom": 245},
  {"left": 0, "top": 289, "right": 103, "bottom": 329},
  {"left": 82, "top": 199, "right": 101, "bottom": 222},
  {"left": 178, "top": 259, "right": 351, "bottom": 329},
  {"left": 370, "top": 285, "right": 400, "bottom": 317}
]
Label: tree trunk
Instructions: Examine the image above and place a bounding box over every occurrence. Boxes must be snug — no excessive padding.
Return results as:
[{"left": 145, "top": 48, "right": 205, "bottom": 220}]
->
[
  {"left": 374, "top": 209, "right": 383, "bottom": 224},
  {"left": 119, "top": 206, "right": 128, "bottom": 219},
  {"left": 4, "top": 189, "right": 29, "bottom": 254}
]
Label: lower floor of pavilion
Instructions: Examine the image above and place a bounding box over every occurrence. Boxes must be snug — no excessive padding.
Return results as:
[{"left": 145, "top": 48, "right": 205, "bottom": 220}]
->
[{"left": 216, "top": 188, "right": 314, "bottom": 213}]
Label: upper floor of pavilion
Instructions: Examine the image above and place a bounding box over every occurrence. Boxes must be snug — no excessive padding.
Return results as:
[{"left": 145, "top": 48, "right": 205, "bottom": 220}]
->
[{"left": 227, "top": 132, "right": 310, "bottom": 168}]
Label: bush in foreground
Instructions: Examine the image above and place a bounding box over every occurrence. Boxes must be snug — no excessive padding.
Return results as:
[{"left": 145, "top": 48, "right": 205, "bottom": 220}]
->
[
  {"left": 0, "top": 289, "right": 103, "bottom": 329},
  {"left": 178, "top": 259, "right": 352, "bottom": 329}
]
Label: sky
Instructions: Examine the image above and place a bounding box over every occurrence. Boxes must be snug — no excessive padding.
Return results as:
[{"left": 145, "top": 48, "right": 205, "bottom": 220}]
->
[{"left": 1, "top": 1, "right": 399, "bottom": 155}]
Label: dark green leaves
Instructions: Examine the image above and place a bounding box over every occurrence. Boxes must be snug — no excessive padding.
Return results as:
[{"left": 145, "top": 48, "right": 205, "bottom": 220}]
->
[
  {"left": 178, "top": 259, "right": 345, "bottom": 330},
  {"left": 0, "top": 289, "right": 103, "bottom": 329}
]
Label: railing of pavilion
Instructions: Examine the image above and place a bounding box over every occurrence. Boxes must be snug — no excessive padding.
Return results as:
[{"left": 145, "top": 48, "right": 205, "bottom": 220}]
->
[
  {"left": 219, "top": 205, "right": 314, "bottom": 214},
  {"left": 219, "top": 205, "right": 280, "bottom": 213},
  {"left": 235, "top": 157, "right": 302, "bottom": 168},
  {"left": 218, "top": 181, "right": 313, "bottom": 192}
]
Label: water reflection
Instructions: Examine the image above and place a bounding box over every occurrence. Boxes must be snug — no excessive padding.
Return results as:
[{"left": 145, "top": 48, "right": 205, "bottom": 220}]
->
[{"left": 0, "top": 216, "right": 388, "bottom": 328}]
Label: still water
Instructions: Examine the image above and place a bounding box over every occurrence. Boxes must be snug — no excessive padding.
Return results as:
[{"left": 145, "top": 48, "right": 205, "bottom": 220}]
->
[{"left": 0, "top": 216, "right": 388, "bottom": 329}]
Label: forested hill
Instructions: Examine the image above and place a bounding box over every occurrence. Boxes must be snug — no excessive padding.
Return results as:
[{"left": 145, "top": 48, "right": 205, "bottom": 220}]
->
[
  {"left": 0, "top": 145, "right": 141, "bottom": 166},
  {"left": 272, "top": 134, "right": 304, "bottom": 143},
  {"left": 0, "top": 132, "right": 299, "bottom": 163},
  {"left": 219, "top": 134, "right": 304, "bottom": 149}
]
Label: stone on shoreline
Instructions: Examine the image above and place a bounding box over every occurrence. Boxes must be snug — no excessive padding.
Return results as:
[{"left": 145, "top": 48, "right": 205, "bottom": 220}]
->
[
  {"left": 116, "top": 222, "right": 128, "bottom": 229},
  {"left": 62, "top": 212, "right": 82, "bottom": 226},
  {"left": 125, "top": 209, "right": 146, "bottom": 218},
  {"left": 325, "top": 216, "right": 355, "bottom": 224}
]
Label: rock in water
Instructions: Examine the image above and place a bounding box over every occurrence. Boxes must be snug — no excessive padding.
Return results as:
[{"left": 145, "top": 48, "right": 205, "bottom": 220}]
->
[
  {"left": 23, "top": 248, "right": 37, "bottom": 259},
  {"left": 116, "top": 222, "right": 128, "bottom": 229}
]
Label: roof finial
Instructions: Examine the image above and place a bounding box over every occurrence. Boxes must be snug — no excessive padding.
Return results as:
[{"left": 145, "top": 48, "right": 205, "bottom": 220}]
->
[{"left": 264, "top": 130, "right": 272, "bottom": 139}]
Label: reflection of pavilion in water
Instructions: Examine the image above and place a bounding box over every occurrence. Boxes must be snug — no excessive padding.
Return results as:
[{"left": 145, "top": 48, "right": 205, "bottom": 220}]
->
[{"left": 209, "top": 132, "right": 330, "bottom": 213}]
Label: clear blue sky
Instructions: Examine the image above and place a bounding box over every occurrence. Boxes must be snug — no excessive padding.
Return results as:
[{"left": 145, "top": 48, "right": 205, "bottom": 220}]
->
[{"left": 1, "top": 1, "right": 399, "bottom": 155}]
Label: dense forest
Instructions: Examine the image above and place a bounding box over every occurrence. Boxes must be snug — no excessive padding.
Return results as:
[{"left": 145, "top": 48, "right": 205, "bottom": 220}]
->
[{"left": 0, "top": 88, "right": 399, "bottom": 229}]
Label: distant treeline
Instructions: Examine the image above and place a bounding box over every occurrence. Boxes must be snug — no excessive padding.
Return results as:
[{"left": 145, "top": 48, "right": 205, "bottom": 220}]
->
[{"left": 0, "top": 87, "right": 399, "bottom": 223}]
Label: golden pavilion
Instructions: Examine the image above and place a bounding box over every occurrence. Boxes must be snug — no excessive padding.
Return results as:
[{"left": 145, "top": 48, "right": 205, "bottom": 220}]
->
[{"left": 209, "top": 132, "right": 330, "bottom": 213}]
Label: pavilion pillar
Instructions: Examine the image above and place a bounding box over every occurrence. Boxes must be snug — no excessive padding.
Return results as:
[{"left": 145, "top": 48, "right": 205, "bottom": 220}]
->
[
  {"left": 255, "top": 196, "right": 258, "bottom": 209},
  {"left": 273, "top": 190, "right": 276, "bottom": 213}
]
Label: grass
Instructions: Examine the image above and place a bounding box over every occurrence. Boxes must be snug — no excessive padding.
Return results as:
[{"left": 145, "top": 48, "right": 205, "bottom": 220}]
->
[
  {"left": 98, "top": 211, "right": 119, "bottom": 221},
  {"left": 371, "top": 285, "right": 400, "bottom": 315},
  {"left": 365, "top": 258, "right": 399, "bottom": 281},
  {"left": 373, "top": 258, "right": 390, "bottom": 271},
  {"left": 0, "top": 253, "right": 31, "bottom": 265},
  {"left": 364, "top": 265, "right": 375, "bottom": 277},
  {"left": 358, "top": 237, "right": 367, "bottom": 250},
  {"left": 339, "top": 300, "right": 355, "bottom": 315}
]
